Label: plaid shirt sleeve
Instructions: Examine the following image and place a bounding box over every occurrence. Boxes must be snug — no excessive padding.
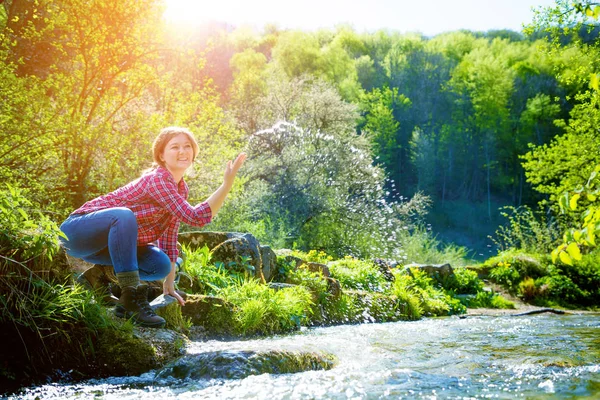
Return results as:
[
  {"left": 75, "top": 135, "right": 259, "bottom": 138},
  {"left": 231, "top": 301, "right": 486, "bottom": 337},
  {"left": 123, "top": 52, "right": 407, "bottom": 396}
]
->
[{"left": 148, "top": 170, "right": 213, "bottom": 228}]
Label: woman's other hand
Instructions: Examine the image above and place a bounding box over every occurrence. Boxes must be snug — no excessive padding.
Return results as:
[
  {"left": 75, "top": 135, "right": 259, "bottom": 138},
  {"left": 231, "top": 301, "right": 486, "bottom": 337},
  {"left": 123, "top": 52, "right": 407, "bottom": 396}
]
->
[
  {"left": 223, "top": 152, "right": 247, "bottom": 187},
  {"left": 163, "top": 264, "right": 186, "bottom": 306}
]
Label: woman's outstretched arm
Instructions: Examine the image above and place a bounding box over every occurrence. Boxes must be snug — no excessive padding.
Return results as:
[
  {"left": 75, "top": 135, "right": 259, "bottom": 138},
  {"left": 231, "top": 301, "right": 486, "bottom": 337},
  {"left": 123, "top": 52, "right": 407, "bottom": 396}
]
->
[{"left": 206, "top": 152, "right": 247, "bottom": 216}]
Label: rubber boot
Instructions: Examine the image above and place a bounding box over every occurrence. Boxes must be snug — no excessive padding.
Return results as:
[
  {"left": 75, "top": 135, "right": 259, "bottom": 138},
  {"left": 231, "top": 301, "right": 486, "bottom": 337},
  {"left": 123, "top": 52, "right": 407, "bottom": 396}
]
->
[
  {"left": 76, "top": 264, "right": 119, "bottom": 305},
  {"left": 115, "top": 285, "right": 166, "bottom": 328}
]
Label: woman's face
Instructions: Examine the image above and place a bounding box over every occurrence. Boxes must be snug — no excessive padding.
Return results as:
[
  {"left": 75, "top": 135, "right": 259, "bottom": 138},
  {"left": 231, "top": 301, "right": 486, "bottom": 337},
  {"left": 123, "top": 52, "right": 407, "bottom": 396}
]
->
[{"left": 161, "top": 133, "right": 194, "bottom": 175}]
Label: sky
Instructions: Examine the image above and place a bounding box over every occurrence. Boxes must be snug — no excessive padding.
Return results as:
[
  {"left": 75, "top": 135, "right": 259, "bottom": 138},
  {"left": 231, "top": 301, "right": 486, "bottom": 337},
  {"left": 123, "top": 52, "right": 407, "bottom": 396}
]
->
[{"left": 163, "top": 0, "right": 559, "bottom": 36}]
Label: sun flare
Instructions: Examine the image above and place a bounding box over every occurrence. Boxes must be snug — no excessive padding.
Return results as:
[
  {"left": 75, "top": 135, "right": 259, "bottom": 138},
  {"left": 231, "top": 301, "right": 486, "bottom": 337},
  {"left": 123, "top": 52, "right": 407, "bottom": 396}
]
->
[{"left": 162, "top": 0, "right": 284, "bottom": 27}]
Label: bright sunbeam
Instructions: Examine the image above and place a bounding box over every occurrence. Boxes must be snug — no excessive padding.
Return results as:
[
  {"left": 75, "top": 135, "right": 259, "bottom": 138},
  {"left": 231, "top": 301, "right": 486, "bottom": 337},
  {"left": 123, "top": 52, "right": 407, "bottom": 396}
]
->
[{"left": 162, "top": 0, "right": 286, "bottom": 27}]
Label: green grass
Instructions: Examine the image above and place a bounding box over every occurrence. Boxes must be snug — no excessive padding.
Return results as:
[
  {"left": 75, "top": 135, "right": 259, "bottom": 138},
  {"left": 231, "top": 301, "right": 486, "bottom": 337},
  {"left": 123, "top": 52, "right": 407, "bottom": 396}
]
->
[{"left": 328, "top": 257, "right": 388, "bottom": 292}]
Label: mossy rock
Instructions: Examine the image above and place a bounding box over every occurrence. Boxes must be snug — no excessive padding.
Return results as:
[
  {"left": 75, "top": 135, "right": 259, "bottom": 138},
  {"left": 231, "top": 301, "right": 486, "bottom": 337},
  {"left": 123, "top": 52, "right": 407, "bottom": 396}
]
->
[
  {"left": 156, "top": 350, "right": 337, "bottom": 380},
  {"left": 211, "top": 237, "right": 265, "bottom": 282},
  {"left": 93, "top": 323, "right": 188, "bottom": 377},
  {"left": 180, "top": 294, "right": 235, "bottom": 335},
  {"left": 151, "top": 295, "right": 191, "bottom": 335},
  {"left": 177, "top": 231, "right": 229, "bottom": 250}
]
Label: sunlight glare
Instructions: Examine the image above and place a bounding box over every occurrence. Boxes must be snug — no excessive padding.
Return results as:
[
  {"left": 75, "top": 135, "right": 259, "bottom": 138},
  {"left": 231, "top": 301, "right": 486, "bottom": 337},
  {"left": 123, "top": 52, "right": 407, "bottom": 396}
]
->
[{"left": 163, "top": 0, "right": 282, "bottom": 27}]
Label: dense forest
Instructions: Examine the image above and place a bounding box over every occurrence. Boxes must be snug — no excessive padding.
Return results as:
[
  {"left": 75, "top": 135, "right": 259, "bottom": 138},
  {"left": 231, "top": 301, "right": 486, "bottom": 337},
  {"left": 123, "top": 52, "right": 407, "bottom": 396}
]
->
[
  {"left": 1, "top": 0, "right": 599, "bottom": 260},
  {"left": 2, "top": 0, "right": 600, "bottom": 392}
]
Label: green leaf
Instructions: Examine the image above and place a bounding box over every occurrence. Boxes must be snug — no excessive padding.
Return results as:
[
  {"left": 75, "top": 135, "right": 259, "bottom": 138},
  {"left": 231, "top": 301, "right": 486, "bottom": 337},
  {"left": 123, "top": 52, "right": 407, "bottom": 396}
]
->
[
  {"left": 569, "top": 193, "right": 581, "bottom": 210},
  {"left": 591, "top": 74, "right": 600, "bottom": 91},
  {"left": 559, "top": 251, "right": 573, "bottom": 266},
  {"left": 551, "top": 247, "right": 559, "bottom": 264},
  {"left": 588, "top": 229, "right": 596, "bottom": 246},
  {"left": 588, "top": 194, "right": 597, "bottom": 202},
  {"left": 566, "top": 242, "right": 582, "bottom": 261},
  {"left": 559, "top": 192, "right": 569, "bottom": 212}
]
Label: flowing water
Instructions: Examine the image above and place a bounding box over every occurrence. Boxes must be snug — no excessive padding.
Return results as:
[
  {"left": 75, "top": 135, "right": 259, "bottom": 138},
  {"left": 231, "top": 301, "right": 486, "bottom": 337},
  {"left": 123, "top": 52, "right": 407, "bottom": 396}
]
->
[{"left": 12, "top": 314, "right": 600, "bottom": 399}]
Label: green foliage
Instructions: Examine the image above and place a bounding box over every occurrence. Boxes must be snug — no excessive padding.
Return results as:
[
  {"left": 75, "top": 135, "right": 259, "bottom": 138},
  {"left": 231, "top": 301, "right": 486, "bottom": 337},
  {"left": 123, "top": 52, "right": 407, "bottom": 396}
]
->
[
  {"left": 178, "top": 245, "right": 237, "bottom": 295},
  {"left": 459, "top": 291, "right": 515, "bottom": 309},
  {"left": 491, "top": 206, "right": 561, "bottom": 254},
  {"left": 329, "top": 257, "right": 388, "bottom": 292},
  {"left": 389, "top": 269, "right": 466, "bottom": 317},
  {"left": 489, "top": 262, "right": 522, "bottom": 293},
  {"left": 291, "top": 249, "right": 334, "bottom": 264},
  {"left": 217, "top": 279, "right": 314, "bottom": 336},
  {"left": 441, "top": 268, "right": 484, "bottom": 295},
  {"left": 399, "top": 224, "right": 469, "bottom": 266},
  {"left": 553, "top": 165, "right": 600, "bottom": 265},
  {"left": 286, "top": 268, "right": 329, "bottom": 305},
  {"left": 0, "top": 185, "right": 65, "bottom": 265},
  {"left": 321, "top": 293, "right": 362, "bottom": 324}
]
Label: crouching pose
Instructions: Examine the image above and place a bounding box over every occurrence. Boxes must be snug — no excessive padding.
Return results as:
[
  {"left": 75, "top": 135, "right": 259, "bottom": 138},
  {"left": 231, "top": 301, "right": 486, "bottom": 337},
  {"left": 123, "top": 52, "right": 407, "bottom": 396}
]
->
[{"left": 60, "top": 127, "right": 246, "bottom": 327}]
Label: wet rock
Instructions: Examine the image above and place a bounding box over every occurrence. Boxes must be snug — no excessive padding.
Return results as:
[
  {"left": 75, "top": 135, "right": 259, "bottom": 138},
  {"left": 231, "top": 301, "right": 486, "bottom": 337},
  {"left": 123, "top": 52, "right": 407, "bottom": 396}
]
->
[
  {"left": 260, "top": 245, "right": 277, "bottom": 281},
  {"left": 402, "top": 263, "right": 454, "bottom": 278},
  {"left": 155, "top": 350, "right": 337, "bottom": 380},
  {"left": 150, "top": 294, "right": 189, "bottom": 334}
]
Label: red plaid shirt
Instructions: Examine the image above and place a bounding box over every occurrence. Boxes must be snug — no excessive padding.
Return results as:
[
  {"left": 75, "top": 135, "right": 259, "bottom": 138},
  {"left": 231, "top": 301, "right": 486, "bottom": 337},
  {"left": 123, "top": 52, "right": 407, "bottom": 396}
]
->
[{"left": 71, "top": 166, "right": 212, "bottom": 262}]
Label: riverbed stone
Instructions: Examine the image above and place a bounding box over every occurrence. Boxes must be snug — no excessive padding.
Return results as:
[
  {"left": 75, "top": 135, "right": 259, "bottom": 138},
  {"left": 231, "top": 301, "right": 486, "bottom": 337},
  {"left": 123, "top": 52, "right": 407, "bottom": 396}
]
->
[{"left": 155, "top": 350, "right": 337, "bottom": 380}]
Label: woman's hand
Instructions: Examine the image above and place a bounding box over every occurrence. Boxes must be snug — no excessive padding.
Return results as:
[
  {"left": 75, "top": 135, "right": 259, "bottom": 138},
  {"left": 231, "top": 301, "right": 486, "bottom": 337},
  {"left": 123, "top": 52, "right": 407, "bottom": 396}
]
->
[
  {"left": 223, "top": 152, "right": 247, "bottom": 188},
  {"left": 163, "top": 263, "right": 186, "bottom": 306}
]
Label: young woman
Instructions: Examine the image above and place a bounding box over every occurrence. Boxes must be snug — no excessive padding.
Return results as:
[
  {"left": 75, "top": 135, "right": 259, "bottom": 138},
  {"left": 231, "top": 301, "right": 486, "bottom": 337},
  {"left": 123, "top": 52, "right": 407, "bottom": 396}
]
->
[{"left": 60, "top": 127, "right": 246, "bottom": 327}]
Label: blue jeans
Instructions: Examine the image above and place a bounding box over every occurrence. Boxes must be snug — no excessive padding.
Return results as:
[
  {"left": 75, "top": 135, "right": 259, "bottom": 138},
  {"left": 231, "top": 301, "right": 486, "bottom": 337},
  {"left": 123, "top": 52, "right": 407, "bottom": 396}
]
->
[{"left": 60, "top": 207, "right": 171, "bottom": 281}]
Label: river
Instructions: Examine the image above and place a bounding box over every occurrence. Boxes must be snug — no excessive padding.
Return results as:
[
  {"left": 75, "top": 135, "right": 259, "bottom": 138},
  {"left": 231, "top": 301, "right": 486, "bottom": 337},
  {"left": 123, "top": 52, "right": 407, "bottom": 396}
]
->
[{"left": 12, "top": 314, "right": 600, "bottom": 399}]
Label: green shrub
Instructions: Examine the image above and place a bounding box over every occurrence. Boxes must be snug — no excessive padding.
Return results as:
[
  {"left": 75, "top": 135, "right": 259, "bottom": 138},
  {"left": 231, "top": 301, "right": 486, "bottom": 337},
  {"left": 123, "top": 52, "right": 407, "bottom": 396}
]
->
[
  {"left": 439, "top": 268, "right": 484, "bottom": 294},
  {"left": 518, "top": 277, "right": 538, "bottom": 301},
  {"left": 490, "top": 205, "right": 561, "bottom": 254},
  {"left": 290, "top": 249, "right": 333, "bottom": 264},
  {"left": 217, "top": 279, "right": 313, "bottom": 336},
  {"left": 489, "top": 262, "right": 521, "bottom": 292},
  {"left": 534, "top": 275, "right": 586, "bottom": 306},
  {"left": 459, "top": 291, "right": 515, "bottom": 309},
  {"left": 179, "top": 245, "right": 238, "bottom": 295},
  {"left": 286, "top": 267, "right": 329, "bottom": 305},
  {"left": 398, "top": 225, "right": 469, "bottom": 266},
  {"left": 329, "top": 257, "right": 388, "bottom": 292},
  {"left": 321, "top": 293, "right": 362, "bottom": 324},
  {"left": 390, "top": 270, "right": 466, "bottom": 316}
]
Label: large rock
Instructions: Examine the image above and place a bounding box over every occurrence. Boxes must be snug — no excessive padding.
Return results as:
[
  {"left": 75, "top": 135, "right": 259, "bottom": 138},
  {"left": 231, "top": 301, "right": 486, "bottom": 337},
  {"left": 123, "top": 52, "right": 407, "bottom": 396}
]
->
[
  {"left": 260, "top": 245, "right": 277, "bottom": 281},
  {"left": 402, "top": 263, "right": 454, "bottom": 278},
  {"left": 211, "top": 236, "right": 265, "bottom": 282},
  {"left": 177, "top": 231, "right": 229, "bottom": 250},
  {"left": 155, "top": 350, "right": 337, "bottom": 380},
  {"left": 179, "top": 231, "right": 267, "bottom": 282}
]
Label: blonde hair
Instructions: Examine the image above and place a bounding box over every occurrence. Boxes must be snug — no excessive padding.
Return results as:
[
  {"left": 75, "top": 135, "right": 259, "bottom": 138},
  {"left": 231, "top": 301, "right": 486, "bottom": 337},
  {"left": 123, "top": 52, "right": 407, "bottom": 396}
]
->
[{"left": 151, "top": 126, "right": 199, "bottom": 169}]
